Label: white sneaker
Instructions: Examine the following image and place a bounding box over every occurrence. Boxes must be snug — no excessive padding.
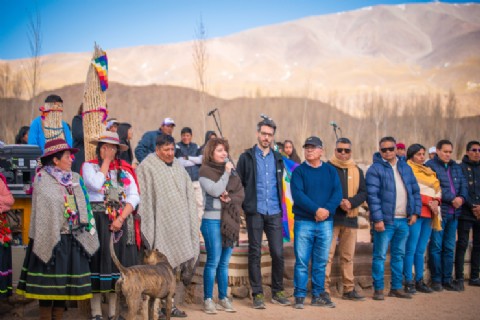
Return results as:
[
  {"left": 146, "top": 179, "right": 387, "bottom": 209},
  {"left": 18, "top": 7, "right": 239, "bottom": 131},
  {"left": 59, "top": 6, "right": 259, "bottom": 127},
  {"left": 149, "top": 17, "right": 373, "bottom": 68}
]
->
[
  {"left": 216, "top": 298, "right": 236, "bottom": 313},
  {"left": 203, "top": 298, "right": 217, "bottom": 314}
]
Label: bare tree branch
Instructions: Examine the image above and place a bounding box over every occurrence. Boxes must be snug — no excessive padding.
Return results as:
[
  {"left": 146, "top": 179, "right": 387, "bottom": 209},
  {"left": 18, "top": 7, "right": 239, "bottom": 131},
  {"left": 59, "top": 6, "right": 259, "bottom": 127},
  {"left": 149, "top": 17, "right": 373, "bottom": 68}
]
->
[{"left": 25, "top": 5, "right": 42, "bottom": 121}]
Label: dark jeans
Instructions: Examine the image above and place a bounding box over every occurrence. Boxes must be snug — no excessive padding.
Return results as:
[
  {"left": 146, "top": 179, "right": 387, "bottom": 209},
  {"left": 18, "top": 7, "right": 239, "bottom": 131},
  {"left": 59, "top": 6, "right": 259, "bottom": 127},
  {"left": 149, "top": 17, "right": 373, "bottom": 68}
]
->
[
  {"left": 246, "top": 212, "right": 284, "bottom": 296},
  {"left": 455, "top": 219, "right": 480, "bottom": 280}
]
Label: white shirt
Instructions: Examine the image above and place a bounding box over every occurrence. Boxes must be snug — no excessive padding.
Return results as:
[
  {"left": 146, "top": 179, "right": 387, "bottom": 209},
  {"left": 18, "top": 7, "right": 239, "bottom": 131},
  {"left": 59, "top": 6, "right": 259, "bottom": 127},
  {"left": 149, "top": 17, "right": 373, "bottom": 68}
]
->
[
  {"left": 82, "top": 162, "right": 140, "bottom": 208},
  {"left": 391, "top": 161, "right": 407, "bottom": 218}
]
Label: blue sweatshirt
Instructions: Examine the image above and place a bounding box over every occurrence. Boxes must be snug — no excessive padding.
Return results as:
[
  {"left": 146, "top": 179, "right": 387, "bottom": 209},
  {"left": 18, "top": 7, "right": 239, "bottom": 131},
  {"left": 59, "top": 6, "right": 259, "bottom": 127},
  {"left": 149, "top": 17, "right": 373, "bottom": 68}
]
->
[{"left": 291, "top": 161, "right": 343, "bottom": 221}]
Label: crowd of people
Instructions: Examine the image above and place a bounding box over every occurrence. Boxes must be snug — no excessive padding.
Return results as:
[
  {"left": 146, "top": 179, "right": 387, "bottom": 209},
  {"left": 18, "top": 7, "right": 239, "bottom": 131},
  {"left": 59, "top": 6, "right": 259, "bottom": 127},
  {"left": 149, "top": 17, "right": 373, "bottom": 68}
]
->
[{"left": 0, "top": 94, "right": 479, "bottom": 319}]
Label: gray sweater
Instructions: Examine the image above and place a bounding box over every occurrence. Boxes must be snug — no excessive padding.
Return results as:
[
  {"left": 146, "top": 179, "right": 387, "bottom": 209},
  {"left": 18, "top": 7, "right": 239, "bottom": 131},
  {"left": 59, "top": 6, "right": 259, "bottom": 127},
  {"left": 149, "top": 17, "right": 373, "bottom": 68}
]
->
[{"left": 199, "top": 171, "right": 229, "bottom": 220}]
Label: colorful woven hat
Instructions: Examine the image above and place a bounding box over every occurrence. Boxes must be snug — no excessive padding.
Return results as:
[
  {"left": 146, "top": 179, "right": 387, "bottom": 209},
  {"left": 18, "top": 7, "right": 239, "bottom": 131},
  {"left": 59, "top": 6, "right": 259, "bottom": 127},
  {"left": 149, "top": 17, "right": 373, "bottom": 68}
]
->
[
  {"left": 41, "top": 138, "right": 79, "bottom": 159},
  {"left": 90, "top": 131, "right": 129, "bottom": 151}
]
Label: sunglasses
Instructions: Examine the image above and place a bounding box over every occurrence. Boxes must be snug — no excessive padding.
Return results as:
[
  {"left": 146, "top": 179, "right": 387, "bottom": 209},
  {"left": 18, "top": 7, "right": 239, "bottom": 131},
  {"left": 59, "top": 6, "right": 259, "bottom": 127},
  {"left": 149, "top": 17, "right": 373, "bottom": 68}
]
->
[
  {"left": 336, "top": 148, "right": 351, "bottom": 154},
  {"left": 469, "top": 148, "right": 480, "bottom": 153},
  {"left": 380, "top": 147, "right": 395, "bottom": 153}
]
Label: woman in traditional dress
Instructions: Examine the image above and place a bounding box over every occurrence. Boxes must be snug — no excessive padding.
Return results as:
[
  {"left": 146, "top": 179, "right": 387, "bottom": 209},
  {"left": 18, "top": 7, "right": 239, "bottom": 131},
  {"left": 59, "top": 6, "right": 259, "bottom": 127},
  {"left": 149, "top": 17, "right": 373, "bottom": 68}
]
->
[
  {"left": 283, "top": 140, "right": 301, "bottom": 163},
  {"left": 16, "top": 138, "right": 99, "bottom": 320},
  {"left": 82, "top": 131, "right": 139, "bottom": 320},
  {"left": 198, "top": 138, "right": 244, "bottom": 314},
  {"left": 404, "top": 143, "right": 442, "bottom": 294},
  {"left": 117, "top": 123, "right": 134, "bottom": 166},
  {"left": 0, "top": 173, "right": 14, "bottom": 300}
]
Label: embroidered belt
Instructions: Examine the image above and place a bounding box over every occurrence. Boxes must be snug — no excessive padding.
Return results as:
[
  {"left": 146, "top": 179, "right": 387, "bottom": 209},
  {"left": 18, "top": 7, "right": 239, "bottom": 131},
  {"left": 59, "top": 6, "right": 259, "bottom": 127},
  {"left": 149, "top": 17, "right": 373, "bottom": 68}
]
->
[{"left": 90, "top": 202, "right": 106, "bottom": 212}]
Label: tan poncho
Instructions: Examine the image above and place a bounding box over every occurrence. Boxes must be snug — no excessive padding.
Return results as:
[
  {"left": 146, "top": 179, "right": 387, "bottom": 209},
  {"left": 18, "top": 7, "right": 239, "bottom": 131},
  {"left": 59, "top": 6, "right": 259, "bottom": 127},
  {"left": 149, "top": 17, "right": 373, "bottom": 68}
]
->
[{"left": 137, "top": 153, "right": 200, "bottom": 269}]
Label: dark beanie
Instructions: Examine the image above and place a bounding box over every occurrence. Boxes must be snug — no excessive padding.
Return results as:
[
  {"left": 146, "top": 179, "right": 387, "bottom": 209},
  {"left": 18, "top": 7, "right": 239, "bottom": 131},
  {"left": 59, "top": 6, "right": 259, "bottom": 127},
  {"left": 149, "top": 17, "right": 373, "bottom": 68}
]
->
[
  {"left": 45, "top": 94, "right": 63, "bottom": 103},
  {"left": 406, "top": 143, "right": 425, "bottom": 160}
]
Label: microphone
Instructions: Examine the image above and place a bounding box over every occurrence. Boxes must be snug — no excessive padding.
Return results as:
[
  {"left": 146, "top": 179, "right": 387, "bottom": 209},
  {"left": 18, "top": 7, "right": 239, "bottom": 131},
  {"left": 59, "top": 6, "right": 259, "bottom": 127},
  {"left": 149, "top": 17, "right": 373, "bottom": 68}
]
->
[
  {"left": 225, "top": 158, "right": 237, "bottom": 176},
  {"left": 207, "top": 108, "right": 218, "bottom": 116},
  {"left": 260, "top": 113, "right": 271, "bottom": 120},
  {"left": 330, "top": 121, "right": 338, "bottom": 128}
]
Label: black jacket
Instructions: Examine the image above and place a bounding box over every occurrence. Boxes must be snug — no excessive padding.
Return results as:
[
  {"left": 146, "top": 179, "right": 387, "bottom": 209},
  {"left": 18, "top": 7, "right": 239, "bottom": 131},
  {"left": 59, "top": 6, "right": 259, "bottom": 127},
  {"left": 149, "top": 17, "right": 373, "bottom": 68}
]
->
[
  {"left": 426, "top": 155, "right": 468, "bottom": 217},
  {"left": 236, "top": 145, "right": 284, "bottom": 215},
  {"left": 329, "top": 161, "right": 367, "bottom": 228},
  {"left": 460, "top": 155, "right": 480, "bottom": 221},
  {"left": 71, "top": 115, "right": 85, "bottom": 174}
]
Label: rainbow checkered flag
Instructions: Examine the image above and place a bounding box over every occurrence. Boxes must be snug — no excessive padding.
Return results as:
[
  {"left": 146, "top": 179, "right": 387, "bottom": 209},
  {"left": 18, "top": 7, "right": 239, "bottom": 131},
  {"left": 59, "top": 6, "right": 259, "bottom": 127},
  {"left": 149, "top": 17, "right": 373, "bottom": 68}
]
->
[
  {"left": 92, "top": 53, "right": 108, "bottom": 91},
  {"left": 281, "top": 156, "right": 299, "bottom": 242}
]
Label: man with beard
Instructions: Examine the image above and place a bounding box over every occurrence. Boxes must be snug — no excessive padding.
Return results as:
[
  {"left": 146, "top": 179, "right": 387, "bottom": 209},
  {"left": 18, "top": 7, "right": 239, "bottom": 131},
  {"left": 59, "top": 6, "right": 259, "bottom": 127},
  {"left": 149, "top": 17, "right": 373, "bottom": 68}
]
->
[{"left": 237, "top": 119, "right": 291, "bottom": 309}]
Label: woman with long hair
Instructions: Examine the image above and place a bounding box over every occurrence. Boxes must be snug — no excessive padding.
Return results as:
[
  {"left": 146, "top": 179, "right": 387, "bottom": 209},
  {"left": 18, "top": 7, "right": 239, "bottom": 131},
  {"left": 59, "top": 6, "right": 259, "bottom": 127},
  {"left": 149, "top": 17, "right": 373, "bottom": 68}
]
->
[
  {"left": 283, "top": 140, "right": 301, "bottom": 163},
  {"left": 82, "top": 131, "right": 140, "bottom": 320},
  {"left": 72, "top": 104, "right": 85, "bottom": 173},
  {"left": 117, "top": 122, "right": 134, "bottom": 165},
  {"left": 198, "top": 138, "right": 244, "bottom": 314},
  {"left": 16, "top": 139, "right": 99, "bottom": 320},
  {"left": 15, "top": 126, "right": 29, "bottom": 144},
  {"left": 404, "top": 143, "right": 442, "bottom": 294}
]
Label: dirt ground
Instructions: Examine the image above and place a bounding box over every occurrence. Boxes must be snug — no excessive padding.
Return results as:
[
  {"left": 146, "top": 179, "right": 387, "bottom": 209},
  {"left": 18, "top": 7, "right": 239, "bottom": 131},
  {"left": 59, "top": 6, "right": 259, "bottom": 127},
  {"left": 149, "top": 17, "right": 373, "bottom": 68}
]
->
[
  {"left": 4, "top": 230, "right": 479, "bottom": 319},
  {"left": 2, "top": 285, "right": 480, "bottom": 320}
]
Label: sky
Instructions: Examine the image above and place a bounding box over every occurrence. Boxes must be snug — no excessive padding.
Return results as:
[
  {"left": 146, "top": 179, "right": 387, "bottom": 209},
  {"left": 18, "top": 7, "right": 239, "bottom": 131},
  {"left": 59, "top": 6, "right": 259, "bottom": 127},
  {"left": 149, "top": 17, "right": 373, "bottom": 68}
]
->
[{"left": 0, "top": 0, "right": 478, "bottom": 60}]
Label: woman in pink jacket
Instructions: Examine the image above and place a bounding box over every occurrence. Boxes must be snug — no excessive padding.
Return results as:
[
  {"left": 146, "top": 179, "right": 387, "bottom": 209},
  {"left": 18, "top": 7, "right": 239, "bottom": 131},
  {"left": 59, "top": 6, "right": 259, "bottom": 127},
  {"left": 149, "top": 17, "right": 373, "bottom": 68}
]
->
[{"left": 0, "top": 173, "right": 14, "bottom": 299}]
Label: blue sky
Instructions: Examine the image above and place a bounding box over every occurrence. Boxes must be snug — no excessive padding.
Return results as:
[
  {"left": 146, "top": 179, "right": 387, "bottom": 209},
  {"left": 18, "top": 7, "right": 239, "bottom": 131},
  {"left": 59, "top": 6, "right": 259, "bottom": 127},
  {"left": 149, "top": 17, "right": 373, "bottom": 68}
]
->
[{"left": 0, "top": 0, "right": 478, "bottom": 60}]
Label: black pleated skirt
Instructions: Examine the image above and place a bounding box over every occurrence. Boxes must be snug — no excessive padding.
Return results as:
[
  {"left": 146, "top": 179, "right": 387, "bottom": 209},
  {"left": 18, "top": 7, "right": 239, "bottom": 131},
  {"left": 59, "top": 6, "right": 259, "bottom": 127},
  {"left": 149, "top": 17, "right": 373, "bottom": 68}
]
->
[
  {"left": 0, "top": 245, "right": 12, "bottom": 299},
  {"left": 16, "top": 235, "right": 92, "bottom": 300},
  {"left": 89, "top": 211, "right": 137, "bottom": 293}
]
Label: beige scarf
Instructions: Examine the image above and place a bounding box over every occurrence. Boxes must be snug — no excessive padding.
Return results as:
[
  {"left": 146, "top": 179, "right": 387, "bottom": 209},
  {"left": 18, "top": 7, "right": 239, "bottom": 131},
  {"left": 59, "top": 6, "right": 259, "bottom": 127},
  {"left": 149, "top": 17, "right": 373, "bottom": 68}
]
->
[
  {"left": 137, "top": 154, "right": 200, "bottom": 269},
  {"left": 329, "top": 156, "right": 360, "bottom": 217}
]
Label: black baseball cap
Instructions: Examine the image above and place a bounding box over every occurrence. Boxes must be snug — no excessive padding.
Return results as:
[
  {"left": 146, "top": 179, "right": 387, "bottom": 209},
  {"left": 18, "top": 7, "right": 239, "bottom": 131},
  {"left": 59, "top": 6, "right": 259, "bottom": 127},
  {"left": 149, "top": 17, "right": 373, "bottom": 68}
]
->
[{"left": 303, "top": 136, "right": 323, "bottom": 148}]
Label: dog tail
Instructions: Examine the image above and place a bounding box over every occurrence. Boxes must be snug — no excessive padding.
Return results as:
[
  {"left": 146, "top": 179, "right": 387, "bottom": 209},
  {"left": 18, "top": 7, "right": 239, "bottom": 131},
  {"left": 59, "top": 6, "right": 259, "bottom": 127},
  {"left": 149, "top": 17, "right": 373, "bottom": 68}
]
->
[{"left": 110, "top": 233, "right": 128, "bottom": 274}]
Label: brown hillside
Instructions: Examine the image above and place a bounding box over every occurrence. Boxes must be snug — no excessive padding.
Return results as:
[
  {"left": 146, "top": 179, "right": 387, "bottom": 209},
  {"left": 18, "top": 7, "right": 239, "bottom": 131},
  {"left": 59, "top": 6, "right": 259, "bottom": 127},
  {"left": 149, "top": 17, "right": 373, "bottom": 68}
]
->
[{"left": 1, "top": 83, "right": 479, "bottom": 162}]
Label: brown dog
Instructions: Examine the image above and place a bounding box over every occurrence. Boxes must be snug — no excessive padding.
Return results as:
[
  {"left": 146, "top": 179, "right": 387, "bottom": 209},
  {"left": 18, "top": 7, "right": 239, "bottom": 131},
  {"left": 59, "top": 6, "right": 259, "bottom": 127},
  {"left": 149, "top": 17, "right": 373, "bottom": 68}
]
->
[{"left": 110, "top": 234, "right": 176, "bottom": 320}]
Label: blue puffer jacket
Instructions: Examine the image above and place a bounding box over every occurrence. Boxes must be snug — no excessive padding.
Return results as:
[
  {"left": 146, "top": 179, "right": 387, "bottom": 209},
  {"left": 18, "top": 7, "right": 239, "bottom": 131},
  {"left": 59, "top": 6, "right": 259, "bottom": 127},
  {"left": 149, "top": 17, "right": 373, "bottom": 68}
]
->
[
  {"left": 425, "top": 155, "right": 468, "bottom": 217},
  {"left": 366, "top": 153, "right": 421, "bottom": 224}
]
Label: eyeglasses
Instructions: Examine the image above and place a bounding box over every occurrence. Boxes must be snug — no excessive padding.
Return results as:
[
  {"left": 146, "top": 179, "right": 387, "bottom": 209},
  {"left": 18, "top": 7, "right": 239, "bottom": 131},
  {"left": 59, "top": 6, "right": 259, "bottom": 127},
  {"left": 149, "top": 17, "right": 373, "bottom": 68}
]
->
[
  {"left": 469, "top": 148, "right": 480, "bottom": 153},
  {"left": 336, "top": 148, "right": 351, "bottom": 154},
  {"left": 380, "top": 147, "right": 395, "bottom": 153}
]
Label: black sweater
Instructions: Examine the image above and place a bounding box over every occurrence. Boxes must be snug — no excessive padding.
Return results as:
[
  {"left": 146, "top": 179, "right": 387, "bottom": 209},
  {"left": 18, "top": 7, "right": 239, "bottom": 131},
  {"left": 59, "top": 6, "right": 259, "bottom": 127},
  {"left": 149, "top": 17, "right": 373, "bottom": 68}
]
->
[{"left": 328, "top": 161, "right": 367, "bottom": 228}]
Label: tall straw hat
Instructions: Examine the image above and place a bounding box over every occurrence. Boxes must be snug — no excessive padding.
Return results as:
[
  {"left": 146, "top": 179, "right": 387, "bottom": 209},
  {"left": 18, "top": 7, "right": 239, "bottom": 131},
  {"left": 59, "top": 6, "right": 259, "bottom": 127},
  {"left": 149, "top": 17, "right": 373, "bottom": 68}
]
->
[{"left": 90, "top": 131, "right": 129, "bottom": 151}]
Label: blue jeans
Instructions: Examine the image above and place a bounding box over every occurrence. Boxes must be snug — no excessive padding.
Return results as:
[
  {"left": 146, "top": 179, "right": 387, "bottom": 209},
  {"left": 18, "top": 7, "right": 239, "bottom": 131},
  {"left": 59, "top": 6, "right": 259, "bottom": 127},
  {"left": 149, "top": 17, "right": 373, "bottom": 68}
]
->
[
  {"left": 201, "top": 219, "right": 233, "bottom": 300},
  {"left": 372, "top": 218, "right": 409, "bottom": 290},
  {"left": 429, "top": 215, "right": 457, "bottom": 284},
  {"left": 404, "top": 217, "right": 432, "bottom": 282},
  {"left": 293, "top": 220, "right": 333, "bottom": 298}
]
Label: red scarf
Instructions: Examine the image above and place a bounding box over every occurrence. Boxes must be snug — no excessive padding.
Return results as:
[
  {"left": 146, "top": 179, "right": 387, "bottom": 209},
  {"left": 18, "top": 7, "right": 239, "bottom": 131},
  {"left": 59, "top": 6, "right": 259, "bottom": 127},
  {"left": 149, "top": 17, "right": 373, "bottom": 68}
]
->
[{"left": 81, "top": 159, "right": 142, "bottom": 249}]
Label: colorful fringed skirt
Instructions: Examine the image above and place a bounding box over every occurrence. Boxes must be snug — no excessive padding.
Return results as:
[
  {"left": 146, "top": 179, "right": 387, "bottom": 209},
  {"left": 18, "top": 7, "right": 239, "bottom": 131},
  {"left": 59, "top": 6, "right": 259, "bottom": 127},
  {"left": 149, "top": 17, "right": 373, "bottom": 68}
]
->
[
  {"left": 0, "top": 245, "right": 12, "bottom": 299},
  {"left": 16, "top": 235, "right": 93, "bottom": 300},
  {"left": 89, "top": 208, "right": 137, "bottom": 293}
]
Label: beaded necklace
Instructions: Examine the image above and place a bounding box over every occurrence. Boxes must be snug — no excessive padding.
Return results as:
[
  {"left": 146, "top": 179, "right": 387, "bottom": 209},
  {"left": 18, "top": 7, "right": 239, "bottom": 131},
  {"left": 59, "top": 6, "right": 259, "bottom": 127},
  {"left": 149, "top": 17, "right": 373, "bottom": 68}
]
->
[
  {"left": 102, "top": 169, "right": 128, "bottom": 221},
  {"left": 63, "top": 186, "right": 79, "bottom": 230}
]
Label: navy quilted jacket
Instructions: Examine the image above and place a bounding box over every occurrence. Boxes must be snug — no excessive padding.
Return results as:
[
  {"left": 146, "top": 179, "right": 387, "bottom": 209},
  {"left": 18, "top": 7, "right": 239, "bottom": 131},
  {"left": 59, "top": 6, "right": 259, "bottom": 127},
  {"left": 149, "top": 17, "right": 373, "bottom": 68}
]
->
[
  {"left": 366, "top": 153, "right": 421, "bottom": 224},
  {"left": 425, "top": 155, "right": 468, "bottom": 217}
]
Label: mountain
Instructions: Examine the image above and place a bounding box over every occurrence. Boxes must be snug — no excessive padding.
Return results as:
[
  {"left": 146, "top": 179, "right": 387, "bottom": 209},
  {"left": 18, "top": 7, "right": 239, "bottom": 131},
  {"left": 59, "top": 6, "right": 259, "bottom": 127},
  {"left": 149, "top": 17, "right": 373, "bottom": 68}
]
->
[{"left": 1, "top": 2, "right": 480, "bottom": 116}]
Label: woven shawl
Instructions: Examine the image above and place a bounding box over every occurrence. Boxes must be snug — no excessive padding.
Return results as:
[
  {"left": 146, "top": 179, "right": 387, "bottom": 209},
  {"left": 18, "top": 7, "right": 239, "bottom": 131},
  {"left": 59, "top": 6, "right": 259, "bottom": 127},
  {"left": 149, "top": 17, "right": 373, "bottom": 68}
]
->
[
  {"left": 137, "top": 154, "right": 199, "bottom": 269},
  {"left": 30, "top": 170, "right": 100, "bottom": 264},
  {"left": 199, "top": 161, "right": 245, "bottom": 247}
]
